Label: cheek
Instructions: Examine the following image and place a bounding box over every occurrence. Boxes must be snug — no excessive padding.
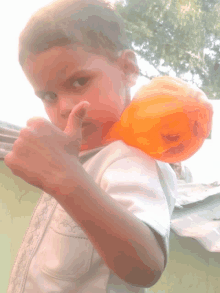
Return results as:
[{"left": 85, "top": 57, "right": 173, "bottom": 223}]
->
[
  {"left": 109, "top": 69, "right": 126, "bottom": 94},
  {"left": 45, "top": 106, "right": 54, "bottom": 121},
  {"left": 45, "top": 107, "right": 64, "bottom": 130},
  {"left": 106, "top": 75, "right": 126, "bottom": 111},
  {"left": 94, "top": 77, "right": 124, "bottom": 108}
]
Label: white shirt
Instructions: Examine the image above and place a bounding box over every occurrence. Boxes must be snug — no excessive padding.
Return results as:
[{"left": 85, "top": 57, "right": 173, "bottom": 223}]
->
[{"left": 7, "top": 140, "right": 177, "bottom": 293}]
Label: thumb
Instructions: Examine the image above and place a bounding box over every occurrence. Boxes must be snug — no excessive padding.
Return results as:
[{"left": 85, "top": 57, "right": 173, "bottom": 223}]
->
[{"left": 64, "top": 101, "right": 90, "bottom": 136}]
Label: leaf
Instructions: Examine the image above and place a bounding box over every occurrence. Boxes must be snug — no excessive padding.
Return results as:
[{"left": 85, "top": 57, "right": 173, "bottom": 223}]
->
[{"left": 117, "top": 0, "right": 220, "bottom": 99}]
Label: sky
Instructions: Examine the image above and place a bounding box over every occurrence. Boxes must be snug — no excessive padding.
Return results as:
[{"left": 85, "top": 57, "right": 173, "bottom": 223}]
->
[{"left": 2, "top": 0, "right": 220, "bottom": 183}]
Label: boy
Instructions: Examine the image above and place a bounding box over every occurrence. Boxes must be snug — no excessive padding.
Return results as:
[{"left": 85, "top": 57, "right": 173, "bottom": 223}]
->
[{"left": 5, "top": 0, "right": 177, "bottom": 292}]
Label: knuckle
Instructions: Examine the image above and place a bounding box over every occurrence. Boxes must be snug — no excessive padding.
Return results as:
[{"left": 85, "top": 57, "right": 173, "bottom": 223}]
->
[
  {"left": 12, "top": 138, "right": 21, "bottom": 151},
  {"left": 19, "top": 128, "right": 31, "bottom": 138},
  {"left": 4, "top": 154, "right": 11, "bottom": 167},
  {"left": 11, "top": 167, "right": 23, "bottom": 177},
  {"left": 36, "top": 119, "right": 46, "bottom": 127},
  {"left": 10, "top": 167, "right": 18, "bottom": 176},
  {"left": 20, "top": 128, "right": 37, "bottom": 141},
  {"left": 27, "top": 118, "right": 47, "bottom": 131},
  {"left": 12, "top": 139, "right": 28, "bottom": 156},
  {"left": 39, "top": 118, "right": 51, "bottom": 128},
  {"left": 4, "top": 154, "right": 24, "bottom": 177},
  {"left": 4, "top": 153, "right": 16, "bottom": 169}
]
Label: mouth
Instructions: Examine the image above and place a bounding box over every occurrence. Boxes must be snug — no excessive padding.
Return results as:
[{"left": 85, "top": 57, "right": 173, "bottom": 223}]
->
[
  {"left": 82, "top": 122, "right": 99, "bottom": 136},
  {"left": 82, "top": 122, "right": 91, "bottom": 128}
]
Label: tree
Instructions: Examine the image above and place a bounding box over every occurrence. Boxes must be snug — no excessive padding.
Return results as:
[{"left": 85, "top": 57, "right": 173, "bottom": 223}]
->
[{"left": 115, "top": 0, "right": 220, "bottom": 99}]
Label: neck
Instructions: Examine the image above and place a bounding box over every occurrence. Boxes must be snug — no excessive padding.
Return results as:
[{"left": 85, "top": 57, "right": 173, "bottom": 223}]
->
[{"left": 80, "top": 122, "right": 118, "bottom": 152}]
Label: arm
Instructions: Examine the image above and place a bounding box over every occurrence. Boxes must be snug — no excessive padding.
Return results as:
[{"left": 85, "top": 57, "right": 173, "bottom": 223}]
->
[
  {"left": 4, "top": 104, "right": 166, "bottom": 288},
  {"left": 46, "top": 158, "right": 165, "bottom": 288}
]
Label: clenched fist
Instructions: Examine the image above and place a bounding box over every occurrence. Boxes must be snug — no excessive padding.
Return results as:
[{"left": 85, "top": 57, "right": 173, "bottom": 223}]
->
[{"left": 4, "top": 101, "right": 90, "bottom": 192}]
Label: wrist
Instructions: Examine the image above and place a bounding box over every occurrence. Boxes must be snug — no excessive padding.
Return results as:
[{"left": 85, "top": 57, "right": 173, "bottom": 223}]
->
[{"left": 43, "top": 156, "right": 82, "bottom": 198}]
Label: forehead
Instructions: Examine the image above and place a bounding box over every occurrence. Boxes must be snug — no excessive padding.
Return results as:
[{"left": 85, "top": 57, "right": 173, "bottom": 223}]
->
[
  {"left": 22, "top": 45, "right": 109, "bottom": 91},
  {"left": 23, "top": 46, "right": 86, "bottom": 75}
]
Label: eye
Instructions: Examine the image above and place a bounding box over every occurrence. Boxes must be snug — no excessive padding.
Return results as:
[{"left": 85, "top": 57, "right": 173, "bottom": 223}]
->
[
  {"left": 71, "top": 77, "right": 90, "bottom": 88},
  {"left": 43, "top": 92, "right": 57, "bottom": 103}
]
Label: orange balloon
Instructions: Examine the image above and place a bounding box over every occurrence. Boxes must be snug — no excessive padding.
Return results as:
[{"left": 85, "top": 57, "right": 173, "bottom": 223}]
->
[{"left": 104, "top": 76, "right": 213, "bottom": 163}]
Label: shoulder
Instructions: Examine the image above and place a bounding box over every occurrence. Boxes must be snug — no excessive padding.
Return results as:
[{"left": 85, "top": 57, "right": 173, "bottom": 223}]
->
[
  {"left": 99, "top": 140, "right": 157, "bottom": 169},
  {"left": 82, "top": 140, "right": 177, "bottom": 207},
  {"left": 98, "top": 140, "right": 177, "bottom": 200},
  {"left": 82, "top": 140, "right": 157, "bottom": 180},
  {"left": 83, "top": 140, "right": 177, "bottom": 183},
  {"left": 99, "top": 140, "right": 177, "bottom": 183}
]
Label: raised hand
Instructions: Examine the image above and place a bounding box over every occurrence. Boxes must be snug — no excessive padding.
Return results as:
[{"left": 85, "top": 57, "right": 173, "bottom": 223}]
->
[{"left": 4, "top": 101, "right": 90, "bottom": 191}]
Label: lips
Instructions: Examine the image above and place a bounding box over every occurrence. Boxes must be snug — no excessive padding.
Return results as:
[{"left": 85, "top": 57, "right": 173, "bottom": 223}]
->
[
  {"left": 82, "top": 122, "right": 99, "bottom": 136},
  {"left": 82, "top": 122, "right": 91, "bottom": 128}
]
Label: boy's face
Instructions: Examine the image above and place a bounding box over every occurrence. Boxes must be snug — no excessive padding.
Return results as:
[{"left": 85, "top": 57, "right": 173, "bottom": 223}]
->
[{"left": 22, "top": 45, "right": 128, "bottom": 151}]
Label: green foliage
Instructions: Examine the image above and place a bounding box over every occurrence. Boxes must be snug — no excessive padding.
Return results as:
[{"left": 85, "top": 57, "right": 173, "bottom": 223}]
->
[{"left": 115, "top": 0, "right": 220, "bottom": 99}]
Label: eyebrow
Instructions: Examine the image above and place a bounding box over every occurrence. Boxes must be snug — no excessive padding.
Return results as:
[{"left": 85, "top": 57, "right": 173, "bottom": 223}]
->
[{"left": 65, "top": 69, "right": 94, "bottom": 80}]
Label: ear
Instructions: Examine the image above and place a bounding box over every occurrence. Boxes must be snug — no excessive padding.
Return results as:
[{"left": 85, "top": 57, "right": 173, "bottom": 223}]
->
[{"left": 118, "top": 50, "right": 139, "bottom": 87}]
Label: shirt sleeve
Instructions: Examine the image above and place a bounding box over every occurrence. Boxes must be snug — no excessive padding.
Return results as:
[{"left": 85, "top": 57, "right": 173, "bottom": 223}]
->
[{"left": 100, "top": 154, "right": 177, "bottom": 268}]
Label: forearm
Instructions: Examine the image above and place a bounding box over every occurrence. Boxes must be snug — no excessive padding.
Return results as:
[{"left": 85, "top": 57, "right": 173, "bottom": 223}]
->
[{"left": 46, "top": 159, "right": 164, "bottom": 287}]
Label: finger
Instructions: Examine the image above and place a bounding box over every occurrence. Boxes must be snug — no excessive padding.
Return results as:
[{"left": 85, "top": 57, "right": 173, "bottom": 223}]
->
[
  {"left": 64, "top": 101, "right": 90, "bottom": 137},
  {"left": 4, "top": 151, "right": 13, "bottom": 168},
  {"left": 26, "top": 117, "right": 48, "bottom": 128},
  {"left": 1, "top": 149, "right": 11, "bottom": 160}
]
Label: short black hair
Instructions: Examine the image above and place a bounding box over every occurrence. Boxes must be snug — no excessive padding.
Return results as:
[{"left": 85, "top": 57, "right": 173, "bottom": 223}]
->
[{"left": 19, "top": 0, "right": 129, "bottom": 66}]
